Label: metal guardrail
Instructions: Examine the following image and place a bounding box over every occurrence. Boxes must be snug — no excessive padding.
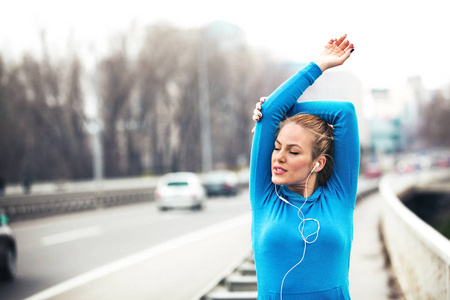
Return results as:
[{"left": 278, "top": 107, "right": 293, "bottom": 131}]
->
[
  {"left": 0, "top": 188, "right": 155, "bottom": 222},
  {"left": 0, "top": 175, "right": 251, "bottom": 222},
  {"left": 200, "top": 253, "right": 258, "bottom": 300},
  {"left": 379, "top": 170, "right": 450, "bottom": 300}
]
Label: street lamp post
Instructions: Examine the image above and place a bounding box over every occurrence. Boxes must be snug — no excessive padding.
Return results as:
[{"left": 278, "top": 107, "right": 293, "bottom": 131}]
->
[{"left": 198, "top": 30, "right": 212, "bottom": 173}]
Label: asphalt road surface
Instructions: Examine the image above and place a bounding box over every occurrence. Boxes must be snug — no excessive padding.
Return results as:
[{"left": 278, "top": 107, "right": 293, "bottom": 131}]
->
[{"left": 0, "top": 190, "right": 252, "bottom": 300}]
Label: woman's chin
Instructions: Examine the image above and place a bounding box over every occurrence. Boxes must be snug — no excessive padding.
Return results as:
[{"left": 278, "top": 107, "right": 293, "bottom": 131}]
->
[{"left": 271, "top": 175, "right": 285, "bottom": 185}]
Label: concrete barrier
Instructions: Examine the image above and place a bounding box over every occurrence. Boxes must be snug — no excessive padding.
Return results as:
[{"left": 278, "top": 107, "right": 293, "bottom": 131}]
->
[{"left": 379, "top": 169, "right": 450, "bottom": 300}]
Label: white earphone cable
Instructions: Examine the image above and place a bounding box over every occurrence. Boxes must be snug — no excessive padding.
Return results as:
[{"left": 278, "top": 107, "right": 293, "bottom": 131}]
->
[{"left": 276, "top": 168, "right": 320, "bottom": 300}]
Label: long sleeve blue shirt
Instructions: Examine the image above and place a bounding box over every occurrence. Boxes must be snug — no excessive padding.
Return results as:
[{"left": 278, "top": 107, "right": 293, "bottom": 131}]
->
[{"left": 249, "top": 62, "right": 360, "bottom": 299}]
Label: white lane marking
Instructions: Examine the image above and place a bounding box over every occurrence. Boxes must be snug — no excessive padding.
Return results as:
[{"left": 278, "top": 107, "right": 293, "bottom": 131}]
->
[
  {"left": 41, "top": 226, "right": 104, "bottom": 246},
  {"left": 24, "top": 213, "right": 251, "bottom": 300},
  {"left": 13, "top": 204, "right": 174, "bottom": 233}
]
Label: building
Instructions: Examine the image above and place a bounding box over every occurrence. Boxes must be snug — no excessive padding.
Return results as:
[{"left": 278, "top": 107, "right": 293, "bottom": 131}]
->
[{"left": 366, "top": 77, "right": 431, "bottom": 154}]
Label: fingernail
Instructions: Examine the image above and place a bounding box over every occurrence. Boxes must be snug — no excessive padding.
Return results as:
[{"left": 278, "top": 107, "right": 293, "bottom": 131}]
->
[{"left": 350, "top": 49, "right": 355, "bottom": 53}]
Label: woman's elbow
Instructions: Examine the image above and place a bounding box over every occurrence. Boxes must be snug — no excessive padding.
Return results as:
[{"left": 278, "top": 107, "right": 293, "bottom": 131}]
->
[
  {"left": 341, "top": 101, "right": 356, "bottom": 114},
  {"left": 338, "top": 101, "right": 358, "bottom": 121}
]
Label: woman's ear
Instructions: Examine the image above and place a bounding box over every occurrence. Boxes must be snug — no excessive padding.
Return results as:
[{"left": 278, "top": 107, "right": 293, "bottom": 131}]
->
[{"left": 315, "top": 156, "right": 327, "bottom": 172}]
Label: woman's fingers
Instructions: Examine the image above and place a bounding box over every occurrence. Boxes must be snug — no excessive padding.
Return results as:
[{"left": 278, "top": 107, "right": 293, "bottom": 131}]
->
[
  {"left": 334, "top": 34, "right": 347, "bottom": 47},
  {"left": 339, "top": 40, "right": 350, "bottom": 51},
  {"left": 349, "top": 43, "right": 355, "bottom": 53},
  {"left": 252, "top": 96, "right": 266, "bottom": 126},
  {"left": 256, "top": 97, "right": 267, "bottom": 108},
  {"left": 253, "top": 108, "right": 262, "bottom": 121},
  {"left": 334, "top": 36, "right": 354, "bottom": 57},
  {"left": 339, "top": 43, "right": 355, "bottom": 63}
]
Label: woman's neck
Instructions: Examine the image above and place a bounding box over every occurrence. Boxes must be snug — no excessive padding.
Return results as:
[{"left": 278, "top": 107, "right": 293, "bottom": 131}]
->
[{"left": 287, "top": 174, "right": 318, "bottom": 198}]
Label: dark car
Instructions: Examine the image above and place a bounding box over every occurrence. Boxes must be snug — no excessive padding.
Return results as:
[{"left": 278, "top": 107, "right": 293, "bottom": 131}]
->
[
  {"left": 0, "top": 211, "right": 16, "bottom": 281},
  {"left": 203, "top": 170, "right": 240, "bottom": 197}
]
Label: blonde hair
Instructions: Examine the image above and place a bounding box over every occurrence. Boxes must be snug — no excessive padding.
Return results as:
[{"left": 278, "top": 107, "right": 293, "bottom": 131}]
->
[{"left": 277, "top": 114, "right": 334, "bottom": 186}]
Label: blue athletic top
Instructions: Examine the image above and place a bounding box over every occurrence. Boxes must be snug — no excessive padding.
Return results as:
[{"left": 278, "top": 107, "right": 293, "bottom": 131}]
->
[{"left": 249, "top": 62, "right": 360, "bottom": 299}]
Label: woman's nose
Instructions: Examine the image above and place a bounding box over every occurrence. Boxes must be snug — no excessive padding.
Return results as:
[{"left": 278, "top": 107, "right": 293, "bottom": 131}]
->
[{"left": 276, "top": 150, "right": 286, "bottom": 162}]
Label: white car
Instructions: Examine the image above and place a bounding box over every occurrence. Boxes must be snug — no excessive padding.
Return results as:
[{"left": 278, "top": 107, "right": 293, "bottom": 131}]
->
[{"left": 155, "top": 172, "right": 206, "bottom": 211}]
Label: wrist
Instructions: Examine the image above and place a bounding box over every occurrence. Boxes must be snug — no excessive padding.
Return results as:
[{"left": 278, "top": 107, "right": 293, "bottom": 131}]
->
[{"left": 313, "top": 59, "right": 328, "bottom": 72}]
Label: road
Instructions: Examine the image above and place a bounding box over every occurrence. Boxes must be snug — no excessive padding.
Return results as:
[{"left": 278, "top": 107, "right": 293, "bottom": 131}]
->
[{"left": 0, "top": 190, "right": 252, "bottom": 300}]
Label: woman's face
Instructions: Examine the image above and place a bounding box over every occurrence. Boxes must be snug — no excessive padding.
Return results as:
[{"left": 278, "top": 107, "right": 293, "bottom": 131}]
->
[{"left": 271, "top": 123, "right": 315, "bottom": 191}]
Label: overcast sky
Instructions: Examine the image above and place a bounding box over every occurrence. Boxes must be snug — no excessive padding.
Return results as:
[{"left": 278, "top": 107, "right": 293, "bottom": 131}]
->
[{"left": 1, "top": 0, "right": 449, "bottom": 90}]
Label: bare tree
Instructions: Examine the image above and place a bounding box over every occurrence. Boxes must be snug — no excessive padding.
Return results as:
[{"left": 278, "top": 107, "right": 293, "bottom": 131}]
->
[
  {"left": 62, "top": 56, "right": 92, "bottom": 179},
  {"left": 170, "top": 31, "right": 202, "bottom": 172},
  {"left": 0, "top": 21, "right": 297, "bottom": 184},
  {"left": 0, "top": 45, "right": 91, "bottom": 183},
  {"left": 136, "top": 24, "right": 197, "bottom": 174},
  {"left": 0, "top": 56, "right": 29, "bottom": 182},
  {"left": 201, "top": 22, "right": 287, "bottom": 170},
  {"left": 98, "top": 36, "right": 136, "bottom": 177},
  {"left": 98, "top": 22, "right": 294, "bottom": 177},
  {"left": 419, "top": 91, "right": 450, "bottom": 147}
]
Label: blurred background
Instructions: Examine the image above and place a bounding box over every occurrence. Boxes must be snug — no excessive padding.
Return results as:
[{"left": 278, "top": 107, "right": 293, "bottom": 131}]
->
[
  {"left": 0, "top": 1, "right": 450, "bottom": 299},
  {"left": 0, "top": 0, "right": 449, "bottom": 186}
]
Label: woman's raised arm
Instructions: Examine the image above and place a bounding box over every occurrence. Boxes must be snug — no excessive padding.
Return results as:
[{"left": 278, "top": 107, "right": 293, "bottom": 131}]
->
[{"left": 249, "top": 35, "right": 355, "bottom": 209}]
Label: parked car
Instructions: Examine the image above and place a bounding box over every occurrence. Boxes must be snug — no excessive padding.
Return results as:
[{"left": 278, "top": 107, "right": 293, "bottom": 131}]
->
[
  {"left": 203, "top": 170, "right": 240, "bottom": 197},
  {"left": 155, "top": 172, "right": 206, "bottom": 211},
  {"left": 363, "top": 163, "right": 383, "bottom": 179},
  {"left": 0, "top": 211, "right": 16, "bottom": 281}
]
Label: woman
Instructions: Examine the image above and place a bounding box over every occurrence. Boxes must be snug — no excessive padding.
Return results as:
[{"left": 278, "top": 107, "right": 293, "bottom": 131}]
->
[{"left": 250, "top": 35, "right": 359, "bottom": 299}]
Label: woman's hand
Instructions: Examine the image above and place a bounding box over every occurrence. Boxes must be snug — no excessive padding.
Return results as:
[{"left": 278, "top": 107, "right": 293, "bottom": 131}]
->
[
  {"left": 251, "top": 35, "right": 354, "bottom": 133},
  {"left": 251, "top": 97, "right": 266, "bottom": 134},
  {"left": 313, "top": 34, "right": 354, "bottom": 72}
]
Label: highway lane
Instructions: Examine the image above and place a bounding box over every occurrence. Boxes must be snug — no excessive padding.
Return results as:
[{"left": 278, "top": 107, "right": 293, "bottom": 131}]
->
[{"left": 0, "top": 190, "right": 252, "bottom": 300}]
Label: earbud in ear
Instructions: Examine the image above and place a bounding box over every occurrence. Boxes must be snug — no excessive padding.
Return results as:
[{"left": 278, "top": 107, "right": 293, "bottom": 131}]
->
[{"left": 310, "top": 161, "right": 320, "bottom": 174}]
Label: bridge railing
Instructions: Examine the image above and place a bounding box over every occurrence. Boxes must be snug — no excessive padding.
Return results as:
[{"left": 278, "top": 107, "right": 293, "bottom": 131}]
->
[{"left": 379, "top": 170, "right": 450, "bottom": 300}]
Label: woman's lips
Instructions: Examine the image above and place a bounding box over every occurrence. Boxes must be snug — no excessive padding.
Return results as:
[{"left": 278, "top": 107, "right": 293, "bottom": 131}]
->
[{"left": 273, "top": 166, "right": 287, "bottom": 175}]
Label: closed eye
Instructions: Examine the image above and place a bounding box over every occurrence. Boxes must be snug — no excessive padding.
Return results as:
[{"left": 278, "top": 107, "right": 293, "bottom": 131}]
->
[{"left": 274, "top": 140, "right": 281, "bottom": 151}]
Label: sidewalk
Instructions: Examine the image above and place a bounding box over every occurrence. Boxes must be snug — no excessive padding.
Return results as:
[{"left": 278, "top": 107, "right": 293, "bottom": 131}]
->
[{"left": 349, "top": 192, "right": 404, "bottom": 300}]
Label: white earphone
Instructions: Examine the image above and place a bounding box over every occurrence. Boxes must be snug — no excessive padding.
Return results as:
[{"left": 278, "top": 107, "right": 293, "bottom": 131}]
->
[
  {"left": 310, "top": 161, "right": 320, "bottom": 173},
  {"left": 277, "top": 160, "right": 321, "bottom": 300}
]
